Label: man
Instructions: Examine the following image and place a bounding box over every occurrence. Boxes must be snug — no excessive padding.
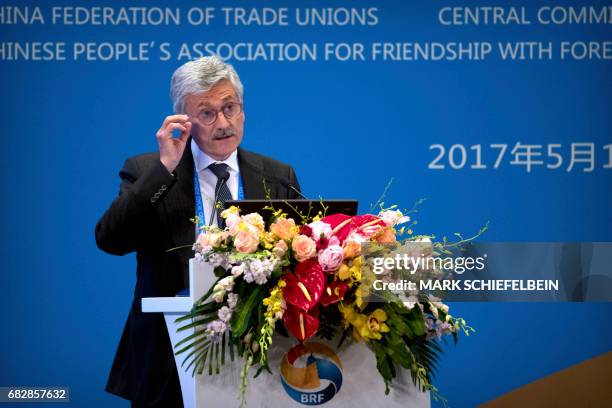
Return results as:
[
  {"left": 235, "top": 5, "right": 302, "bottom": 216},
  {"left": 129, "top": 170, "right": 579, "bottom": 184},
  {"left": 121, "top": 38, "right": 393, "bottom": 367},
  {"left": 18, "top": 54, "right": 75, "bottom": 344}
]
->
[{"left": 96, "top": 56, "right": 301, "bottom": 407}]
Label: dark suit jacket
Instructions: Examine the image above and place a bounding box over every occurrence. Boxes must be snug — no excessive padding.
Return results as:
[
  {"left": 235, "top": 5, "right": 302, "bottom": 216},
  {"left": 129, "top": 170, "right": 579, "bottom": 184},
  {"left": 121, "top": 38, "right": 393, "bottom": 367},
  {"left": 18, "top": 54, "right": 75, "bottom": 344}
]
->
[{"left": 95, "top": 142, "right": 300, "bottom": 405}]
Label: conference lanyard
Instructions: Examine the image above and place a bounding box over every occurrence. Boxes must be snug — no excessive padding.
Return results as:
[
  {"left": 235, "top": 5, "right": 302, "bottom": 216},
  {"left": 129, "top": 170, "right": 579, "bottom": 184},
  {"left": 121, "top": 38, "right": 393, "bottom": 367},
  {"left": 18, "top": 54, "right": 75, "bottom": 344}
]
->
[{"left": 193, "top": 165, "right": 244, "bottom": 231}]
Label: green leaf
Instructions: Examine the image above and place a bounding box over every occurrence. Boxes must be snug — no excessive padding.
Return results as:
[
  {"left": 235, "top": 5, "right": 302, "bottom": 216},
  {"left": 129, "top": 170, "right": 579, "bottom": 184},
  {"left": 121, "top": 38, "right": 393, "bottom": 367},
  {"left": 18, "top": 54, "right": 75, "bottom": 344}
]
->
[
  {"left": 386, "top": 341, "right": 413, "bottom": 369},
  {"left": 372, "top": 342, "right": 393, "bottom": 382},
  {"left": 175, "top": 335, "right": 209, "bottom": 356},
  {"left": 221, "top": 332, "right": 226, "bottom": 366},
  {"left": 230, "top": 286, "right": 264, "bottom": 339},
  {"left": 407, "top": 309, "right": 426, "bottom": 336},
  {"left": 181, "top": 341, "right": 210, "bottom": 369},
  {"left": 215, "top": 342, "right": 220, "bottom": 375},
  {"left": 195, "top": 348, "right": 209, "bottom": 376},
  {"left": 214, "top": 266, "right": 226, "bottom": 277},
  {"left": 386, "top": 308, "right": 414, "bottom": 339},
  {"left": 174, "top": 330, "right": 206, "bottom": 351},
  {"left": 229, "top": 338, "right": 235, "bottom": 362},
  {"left": 254, "top": 362, "right": 272, "bottom": 378},
  {"left": 177, "top": 314, "right": 218, "bottom": 332},
  {"left": 208, "top": 341, "right": 215, "bottom": 375}
]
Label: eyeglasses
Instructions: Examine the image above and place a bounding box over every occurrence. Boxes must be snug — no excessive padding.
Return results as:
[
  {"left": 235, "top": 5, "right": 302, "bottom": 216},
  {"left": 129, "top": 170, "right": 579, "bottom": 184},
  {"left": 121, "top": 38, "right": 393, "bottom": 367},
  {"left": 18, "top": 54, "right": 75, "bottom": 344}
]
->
[{"left": 194, "top": 102, "right": 243, "bottom": 126}]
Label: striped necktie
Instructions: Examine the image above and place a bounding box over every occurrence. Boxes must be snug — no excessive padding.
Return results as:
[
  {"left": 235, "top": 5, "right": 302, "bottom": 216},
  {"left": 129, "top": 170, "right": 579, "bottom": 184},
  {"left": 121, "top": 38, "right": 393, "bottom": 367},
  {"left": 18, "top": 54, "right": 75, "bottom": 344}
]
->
[{"left": 207, "top": 163, "right": 233, "bottom": 227}]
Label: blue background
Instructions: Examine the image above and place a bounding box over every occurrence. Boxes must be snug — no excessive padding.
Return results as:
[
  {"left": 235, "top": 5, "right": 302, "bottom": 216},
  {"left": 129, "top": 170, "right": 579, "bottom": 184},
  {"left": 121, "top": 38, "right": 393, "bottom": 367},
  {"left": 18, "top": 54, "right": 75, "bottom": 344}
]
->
[{"left": 1, "top": 1, "right": 610, "bottom": 407}]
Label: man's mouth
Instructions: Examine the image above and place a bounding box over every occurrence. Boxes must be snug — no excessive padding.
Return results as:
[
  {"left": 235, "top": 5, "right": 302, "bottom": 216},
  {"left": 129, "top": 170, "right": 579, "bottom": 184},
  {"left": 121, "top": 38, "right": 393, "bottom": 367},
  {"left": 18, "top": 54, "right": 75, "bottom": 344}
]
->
[{"left": 214, "top": 134, "right": 233, "bottom": 141}]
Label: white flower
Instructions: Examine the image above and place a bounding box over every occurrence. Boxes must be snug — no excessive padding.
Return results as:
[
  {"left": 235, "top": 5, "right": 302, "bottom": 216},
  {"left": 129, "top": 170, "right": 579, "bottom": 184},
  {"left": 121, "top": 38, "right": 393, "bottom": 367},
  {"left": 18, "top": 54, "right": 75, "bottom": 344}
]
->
[
  {"left": 194, "top": 233, "right": 212, "bottom": 256},
  {"left": 403, "top": 295, "right": 419, "bottom": 310},
  {"left": 206, "top": 320, "right": 228, "bottom": 343},
  {"left": 218, "top": 306, "right": 233, "bottom": 322},
  {"left": 379, "top": 209, "right": 410, "bottom": 227},
  {"left": 218, "top": 276, "right": 235, "bottom": 292},
  {"left": 208, "top": 253, "right": 229, "bottom": 269},
  {"left": 243, "top": 271, "right": 254, "bottom": 283},
  {"left": 430, "top": 303, "right": 439, "bottom": 319},
  {"left": 308, "top": 220, "right": 333, "bottom": 240},
  {"left": 231, "top": 263, "right": 246, "bottom": 277},
  {"left": 207, "top": 231, "right": 229, "bottom": 248},
  {"left": 242, "top": 257, "right": 276, "bottom": 285},
  {"left": 254, "top": 271, "right": 268, "bottom": 285},
  {"left": 207, "top": 320, "right": 227, "bottom": 333},
  {"left": 242, "top": 213, "right": 265, "bottom": 232},
  {"left": 212, "top": 289, "right": 225, "bottom": 303},
  {"left": 432, "top": 301, "right": 449, "bottom": 314},
  {"left": 227, "top": 293, "right": 239, "bottom": 309}
]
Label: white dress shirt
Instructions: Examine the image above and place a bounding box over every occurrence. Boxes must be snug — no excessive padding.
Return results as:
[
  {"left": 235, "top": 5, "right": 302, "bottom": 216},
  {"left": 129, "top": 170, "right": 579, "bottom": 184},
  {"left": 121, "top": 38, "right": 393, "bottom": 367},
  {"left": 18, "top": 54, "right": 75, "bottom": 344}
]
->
[{"left": 191, "top": 139, "right": 240, "bottom": 226}]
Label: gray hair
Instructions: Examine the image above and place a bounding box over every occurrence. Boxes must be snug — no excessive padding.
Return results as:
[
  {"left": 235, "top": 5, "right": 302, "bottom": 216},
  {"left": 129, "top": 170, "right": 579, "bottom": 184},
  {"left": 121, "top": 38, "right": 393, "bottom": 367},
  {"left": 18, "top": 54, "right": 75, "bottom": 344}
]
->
[{"left": 170, "top": 56, "right": 244, "bottom": 113}]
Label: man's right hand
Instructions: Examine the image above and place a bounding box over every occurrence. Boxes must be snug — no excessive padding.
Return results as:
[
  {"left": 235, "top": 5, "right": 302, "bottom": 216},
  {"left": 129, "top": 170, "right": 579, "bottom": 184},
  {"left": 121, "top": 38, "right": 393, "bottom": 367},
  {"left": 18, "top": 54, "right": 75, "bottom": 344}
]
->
[{"left": 157, "top": 114, "right": 192, "bottom": 173}]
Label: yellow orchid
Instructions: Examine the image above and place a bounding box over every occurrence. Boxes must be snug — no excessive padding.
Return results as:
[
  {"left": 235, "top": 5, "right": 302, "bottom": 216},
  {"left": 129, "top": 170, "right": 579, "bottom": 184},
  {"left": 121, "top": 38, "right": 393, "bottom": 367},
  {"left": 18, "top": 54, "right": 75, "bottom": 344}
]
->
[
  {"left": 261, "top": 231, "right": 277, "bottom": 249},
  {"left": 337, "top": 257, "right": 363, "bottom": 282},
  {"left": 354, "top": 287, "right": 365, "bottom": 309},
  {"left": 350, "top": 257, "right": 362, "bottom": 282},
  {"left": 263, "top": 280, "right": 286, "bottom": 324},
  {"left": 338, "top": 263, "right": 351, "bottom": 280},
  {"left": 339, "top": 304, "right": 358, "bottom": 329},
  {"left": 352, "top": 308, "right": 390, "bottom": 341}
]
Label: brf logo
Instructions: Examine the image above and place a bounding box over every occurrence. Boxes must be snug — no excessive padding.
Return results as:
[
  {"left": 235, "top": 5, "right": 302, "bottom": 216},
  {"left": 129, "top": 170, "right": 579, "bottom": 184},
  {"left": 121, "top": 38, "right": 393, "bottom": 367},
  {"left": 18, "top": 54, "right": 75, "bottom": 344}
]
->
[{"left": 280, "top": 342, "right": 343, "bottom": 405}]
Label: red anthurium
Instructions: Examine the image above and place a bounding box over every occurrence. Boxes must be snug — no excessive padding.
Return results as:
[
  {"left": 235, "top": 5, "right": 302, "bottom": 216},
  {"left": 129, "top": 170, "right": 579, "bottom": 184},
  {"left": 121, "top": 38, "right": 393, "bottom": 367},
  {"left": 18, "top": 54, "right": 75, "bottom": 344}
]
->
[
  {"left": 321, "top": 213, "right": 385, "bottom": 243},
  {"left": 320, "top": 280, "right": 349, "bottom": 306},
  {"left": 352, "top": 214, "right": 385, "bottom": 227},
  {"left": 283, "top": 259, "right": 325, "bottom": 312},
  {"left": 351, "top": 214, "right": 386, "bottom": 238},
  {"left": 320, "top": 214, "right": 351, "bottom": 229},
  {"left": 283, "top": 304, "right": 319, "bottom": 342},
  {"left": 320, "top": 214, "right": 352, "bottom": 243}
]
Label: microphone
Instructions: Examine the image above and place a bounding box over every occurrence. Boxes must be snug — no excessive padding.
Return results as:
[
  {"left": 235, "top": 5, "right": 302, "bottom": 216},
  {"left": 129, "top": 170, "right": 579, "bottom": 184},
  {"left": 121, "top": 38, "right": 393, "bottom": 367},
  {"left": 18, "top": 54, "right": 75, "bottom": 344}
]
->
[
  {"left": 208, "top": 168, "right": 231, "bottom": 226},
  {"left": 279, "top": 178, "right": 307, "bottom": 199}
]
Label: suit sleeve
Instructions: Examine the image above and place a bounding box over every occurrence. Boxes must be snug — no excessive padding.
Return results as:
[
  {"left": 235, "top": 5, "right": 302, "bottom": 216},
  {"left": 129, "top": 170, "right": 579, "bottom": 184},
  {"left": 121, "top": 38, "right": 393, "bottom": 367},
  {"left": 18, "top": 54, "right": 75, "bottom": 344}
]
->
[
  {"left": 95, "top": 157, "right": 176, "bottom": 256},
  {"left": 287, "top": 165, "right": 301, "bottom": 199}
]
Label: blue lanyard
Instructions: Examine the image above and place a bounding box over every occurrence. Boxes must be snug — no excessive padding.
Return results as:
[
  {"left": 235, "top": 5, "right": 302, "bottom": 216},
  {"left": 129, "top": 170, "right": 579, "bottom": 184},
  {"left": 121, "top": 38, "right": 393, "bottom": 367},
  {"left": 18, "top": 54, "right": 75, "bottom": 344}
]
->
[{"left": 193, "top": 165, "right": 244, "bottom": 230}]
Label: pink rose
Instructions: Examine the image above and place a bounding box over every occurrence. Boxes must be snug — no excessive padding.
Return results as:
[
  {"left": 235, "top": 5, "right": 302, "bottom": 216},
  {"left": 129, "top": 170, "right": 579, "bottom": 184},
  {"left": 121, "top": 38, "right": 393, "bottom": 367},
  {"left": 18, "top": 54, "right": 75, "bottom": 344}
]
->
[
  {"left": 196, "top": 233, "right": 212, "bottom": 253},
  {"left": 291, "top": 235, "right": 317, "bottom": 262},
  {"left": 318, "top": 244, "right": 344, "bottom": 272},
  {"left": 224, "top": 213, "right": 240, "bottom": 229},
  {"left": 272, "top": 240, "right": 288, "bottom": 258},
  {"left": 271, "top": 218, "right": 298, "bottom": 241},
  {"left": 234, "top": 230, "right": 259, "bottom": 253},
  {"left": 229, "top": 220, "right": 259, "bottom": 237}
]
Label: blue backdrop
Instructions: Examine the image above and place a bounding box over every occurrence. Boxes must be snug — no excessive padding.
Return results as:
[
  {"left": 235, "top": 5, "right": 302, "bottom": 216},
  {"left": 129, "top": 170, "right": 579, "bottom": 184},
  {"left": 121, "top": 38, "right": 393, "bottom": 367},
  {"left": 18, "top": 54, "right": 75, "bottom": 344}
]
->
[{"left": 1, "top": 1, "right": 610, "bottom": 407}]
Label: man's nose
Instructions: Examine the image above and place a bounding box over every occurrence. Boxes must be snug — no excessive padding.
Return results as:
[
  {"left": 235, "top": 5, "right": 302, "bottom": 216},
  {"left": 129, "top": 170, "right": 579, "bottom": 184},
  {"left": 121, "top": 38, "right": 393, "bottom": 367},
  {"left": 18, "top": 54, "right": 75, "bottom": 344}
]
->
[{"left": 215, "top": 111, "right": 230, "bottom": 128}]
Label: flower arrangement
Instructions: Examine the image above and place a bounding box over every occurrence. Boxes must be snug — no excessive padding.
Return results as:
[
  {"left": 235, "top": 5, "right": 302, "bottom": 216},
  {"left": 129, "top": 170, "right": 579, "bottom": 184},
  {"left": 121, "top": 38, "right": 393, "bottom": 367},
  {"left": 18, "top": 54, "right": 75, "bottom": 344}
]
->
[{"left": 175, "top": 202, "right": 478, "bottom": 404}]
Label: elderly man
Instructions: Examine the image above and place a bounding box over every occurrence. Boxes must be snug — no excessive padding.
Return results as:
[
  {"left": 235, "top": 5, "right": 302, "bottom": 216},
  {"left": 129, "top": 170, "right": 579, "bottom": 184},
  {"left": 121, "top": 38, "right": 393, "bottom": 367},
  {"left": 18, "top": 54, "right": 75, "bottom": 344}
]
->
[{"left": 96, "top": 56, "right": 301, "bottom": 407}]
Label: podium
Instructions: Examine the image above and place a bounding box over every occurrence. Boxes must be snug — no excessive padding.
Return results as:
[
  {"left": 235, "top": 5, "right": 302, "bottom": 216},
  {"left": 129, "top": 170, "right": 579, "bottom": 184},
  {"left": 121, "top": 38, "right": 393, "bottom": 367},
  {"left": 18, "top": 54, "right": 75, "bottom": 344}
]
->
[{"left": 142, "top": 259, "right": 430, "bottom": 408}]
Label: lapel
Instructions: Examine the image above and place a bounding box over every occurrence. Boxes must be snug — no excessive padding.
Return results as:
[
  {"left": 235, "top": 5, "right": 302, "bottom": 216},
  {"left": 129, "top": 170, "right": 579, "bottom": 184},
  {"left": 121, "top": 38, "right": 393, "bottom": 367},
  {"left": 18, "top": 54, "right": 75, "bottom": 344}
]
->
[
  {"left": 161, "top": 140, "right": 196, "bottom": 287},
  {"left": 238, "top": 147, "right": 275, "bottom": 199}
]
